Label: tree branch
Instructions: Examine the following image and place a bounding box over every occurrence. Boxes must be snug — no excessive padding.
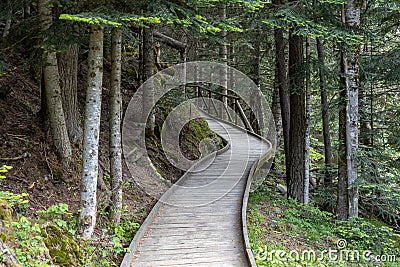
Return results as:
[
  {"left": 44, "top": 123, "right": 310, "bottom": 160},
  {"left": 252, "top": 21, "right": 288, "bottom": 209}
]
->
[{"left": 131, "top": 25, "right": 186, "bottom": 51}]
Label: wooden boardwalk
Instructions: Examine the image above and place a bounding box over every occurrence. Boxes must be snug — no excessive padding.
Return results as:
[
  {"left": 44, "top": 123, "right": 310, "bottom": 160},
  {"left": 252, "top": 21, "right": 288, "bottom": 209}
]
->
[{"left": 121, "top": 116, "right": 271, "bottom": 267}]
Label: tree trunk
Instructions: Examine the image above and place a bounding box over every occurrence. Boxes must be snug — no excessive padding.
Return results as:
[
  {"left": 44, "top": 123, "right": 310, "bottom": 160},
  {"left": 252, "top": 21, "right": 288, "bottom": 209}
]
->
[
  {"left": 338, "top": 49, "right": 348, "bottom": 219},
  {"left": 109, "top": 27, "right": 123, "bottom": 224},
  {"left": 58, "top": 43, "right": 82, "bottom": 144},
  {"left": 219, "top": 5, "right": 228, "bottom": 118},
  {"left": 2, "top": 0, "right": 12, "bottom": 37},
  {"left": 287, "top": 32, "right": 305, "bottom": 203},
  {"left": 304, "top": 37, "right": 311, "bottom": 204},
  {"left": 24, "top": 0, "right": 31, "bottom": 19},
  {"left": 316, "top": 37, "right": 333, "bottom": 187},
  {"left": 272, "top": 78, "right": 282, "bottom": 148},
  {"left": 179, "top": 32, "right": 187, "bottom": 96},
  {"left": 250, "top": 27, "right": 262, "bottom": 133},
  {"left": 337, "top": 0, "right": 361, "bottom": 219},
  {"left": 79, "top": 24, "right": 104, "bottom": 239},
  {"left": 142, "top": 26, "right": 155, "bottom": 135},
  {"left": 38, "top": 0, "right": 72, "bottom": 161},
  {"left": 273, "top": 0, "right": 290, "bottom": 185}
]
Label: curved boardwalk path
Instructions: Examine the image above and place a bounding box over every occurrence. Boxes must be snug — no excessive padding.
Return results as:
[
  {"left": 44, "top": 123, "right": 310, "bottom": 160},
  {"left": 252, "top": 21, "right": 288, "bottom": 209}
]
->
[{"left": 121, "top": 115, "right": 270, "bottom": 267}]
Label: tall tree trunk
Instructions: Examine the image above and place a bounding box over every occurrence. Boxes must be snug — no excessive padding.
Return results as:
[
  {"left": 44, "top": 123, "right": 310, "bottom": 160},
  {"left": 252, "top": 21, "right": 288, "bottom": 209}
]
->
[
  {"left": 272, "top": 78, "right": 282, "bottom": 148},
  {"left": 304, "top": 37, "right": 311, "bottom": 204},
  {"left": 338, "top": 49, "right": 348, "bottom": 219},
  {"left": 23, "top": 0, "right": 31, "bottom": 19},
  {"left": 142, "top": 26, "right": 155, "bottom": 135},
  {"left": 109, "top": 27, "right": 123, "bottom": 225},
  {"left": 316, "top": 37, "right": 333, "bottom": 187},
  {"left": 219, "top": 5, "right": 228, "bottom": 117},
  {"left": 250, "top": 27, "right": 262, "bottom": 133},
  {"left": 273, "top": 0, "right": 290, "bottom": 184},
  {"left": 38, "top": 0, "right": 72, "bottom": 161},
  {"left": 359, "top": 45, "right": 372, "bottom": 148},
  {"left": 287, "top": 32, "right": 305, "bottom": 202},
  {"left": 337, "top": 0, "right": 361, "bottom": 219},
  {"left": 2, "top": 0, "right": 11, "bottom": 38},
  {"left": 179, "top": 32, "right": 187, "bottom": 96},
  {"left": 79, "top": 25, "right": 104, "bottom": 239},
  {"left": 58, "top": 43, "right": 82, "bottom": 144}
]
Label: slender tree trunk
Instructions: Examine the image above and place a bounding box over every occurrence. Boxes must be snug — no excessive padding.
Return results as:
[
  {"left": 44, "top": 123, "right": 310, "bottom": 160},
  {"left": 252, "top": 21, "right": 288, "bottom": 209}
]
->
[
  {"left": 138, "top": 28, "right": 144, "bottom": 83},
  {"left": 337, "top": 0, "right": 361, "bottom": 219},
  {"left": 273, "top": 0, "right": 290, "bottom": 184},
  {"left": 58, "top": 43, "right": 82, "bottom": 144},
  {"left": 79, "top": 25, "right": 104, "bottom": 239},
  {"left": 304, "top": 38, "right": 311, "bottom": 204},
  {"left": 250, "top": 28, "right": 262, "bottom": 133},
  {"left": 359, "top": 43, "right": 372, "bottom": 149},
  {"left": 142, "top": 26, "right": 155, "bottom": 135},
  {"left": 180, "top": 32, "right": 187, "bottom": 96},
  {"left": 219, "top": 5, "right": 228, "bottom": 117},
  {"left": 287, "top": 32, "right": 305, "bottom": 202},
  {"left": 272, "top": 78, "right": 283, "bottom": 148},
  {"left": 316, "top": 37, "right": 333, "bottom": 187},
  {"left": 109, "top": 27, "right": 123, "bottom": 224},
  {"left": 2, "top": 0, "right": 12, "bottom": 38},
  {"left": 24, "top": 0, "right": 31, "bottom": 19},
  {"left": 38, "top": 0, "right": 72, "bottom": 161},
  {"left": 338, "top": 49, "right": 348, "bottom": 219}
]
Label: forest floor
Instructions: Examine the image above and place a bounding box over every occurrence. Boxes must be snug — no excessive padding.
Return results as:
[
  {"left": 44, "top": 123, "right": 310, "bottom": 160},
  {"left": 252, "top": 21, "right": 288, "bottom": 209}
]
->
[
  {"left": 0, "top": 57, "right": 220, "bottom": 266},
  {"left": 247, "top": 173, "right": 400, "bottom": 267},
  {"left": 0, "top": 60, "right": 157, "bottom": 266}
]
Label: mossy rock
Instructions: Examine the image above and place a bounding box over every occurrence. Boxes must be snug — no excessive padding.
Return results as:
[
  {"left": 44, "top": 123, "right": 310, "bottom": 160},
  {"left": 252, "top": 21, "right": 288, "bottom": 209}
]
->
[
  {"left": 41, "top": 223, "right": 81, "bottom": 267},
  {"left": 0, "top": 202, "right": 13, "bottom": 242}
]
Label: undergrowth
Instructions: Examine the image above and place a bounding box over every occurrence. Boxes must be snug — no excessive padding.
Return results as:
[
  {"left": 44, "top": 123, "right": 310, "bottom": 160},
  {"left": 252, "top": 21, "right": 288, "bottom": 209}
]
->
[
  {"left": 1, "top": 165, "right": 140, "bottom": 267},
  {"left": 247, "top": 183, "right": 400, "bottom": 267}
]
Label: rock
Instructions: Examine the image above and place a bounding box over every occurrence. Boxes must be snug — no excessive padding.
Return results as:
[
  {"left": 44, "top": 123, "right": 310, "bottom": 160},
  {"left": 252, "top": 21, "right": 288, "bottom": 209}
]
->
[
  {"left": 271, "top": 220, "right": 279, "bottom": 230},
  {"left": 0, "top": 202, "right": 13, "bottom": 242},
  {"left": 0, "top": 239, "right": 22, "bottom": 267},
  {"left": 0, "top": 204, "right": 21, "bottom": 267},
  {"left": 276, "top": 183, "right": 287, "bottom": 198},
  {"left": 41, "top": 223, "right": 81, "bottom": 267}
]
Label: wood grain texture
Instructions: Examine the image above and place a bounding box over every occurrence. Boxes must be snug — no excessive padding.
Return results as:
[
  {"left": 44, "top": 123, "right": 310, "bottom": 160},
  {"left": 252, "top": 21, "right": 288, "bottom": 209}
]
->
[{"left": 121, "top": 115, "right": 270, "bottom": 267}]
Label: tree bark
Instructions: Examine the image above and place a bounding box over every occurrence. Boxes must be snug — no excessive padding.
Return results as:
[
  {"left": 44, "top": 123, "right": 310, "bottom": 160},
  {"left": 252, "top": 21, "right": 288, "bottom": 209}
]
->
[
  {"left": 273, "top": 0, "right": 290, "bottom": 185},
  {"left": 338, "top": 49, "right": 348, "bottom": 219},
  {"left": 109, "top": 27, "right": 123, "bottom": 224},
  {"left": 316, "top": 37, "right": 333, "bottom": 187},
  {"left": 287, "top": 32, "right": 305, "bottom": 203},
  {"left": 272, "top": 78, "right": 282, "bottom": 148},
  {"left": 250, "top": 27, "right": 262, "bottom": 133},
  {"left": 337, "top": 0, "right": 361, "bottom": 219},
  {"left": 38, "top": 0, "right": 72, "bottom": 161},
  {"left": 2, "top": 0, "right": 12, "bottom": 37},
  {"left": 142, "top": 26, "right": 155, "bottom": 135},
  {"left": 58, "top": 43, "right": 82, "bottom": 144},
  {"left": 79, "top": 24, "right": 104, "bottom": 239},
  {"left": 219, "top": 5, "right": 228, "bottom": 118},
  {"left": 304, "top": 37, "right": 311, "bottom": 204}
]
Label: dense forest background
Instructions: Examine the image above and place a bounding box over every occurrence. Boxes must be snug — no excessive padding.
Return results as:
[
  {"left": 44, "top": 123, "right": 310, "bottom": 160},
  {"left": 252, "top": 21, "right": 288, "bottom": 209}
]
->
[{"left": 0, "top": 0, "right": 399, "bottom": 266}]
